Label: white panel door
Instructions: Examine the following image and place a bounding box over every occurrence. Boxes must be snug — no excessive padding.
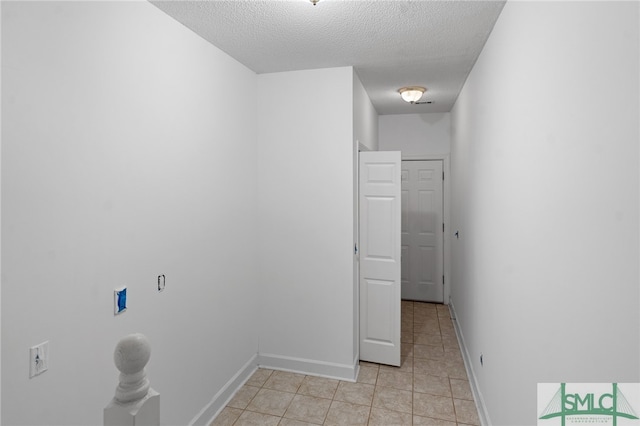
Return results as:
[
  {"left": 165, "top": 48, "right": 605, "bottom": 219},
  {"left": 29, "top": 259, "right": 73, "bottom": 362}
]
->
[
  {"left": 359, "top": 151, "right": 401, "bottom": 366},
  {"left": 401, "top": 160, "right": 444, "bottom": 302}
]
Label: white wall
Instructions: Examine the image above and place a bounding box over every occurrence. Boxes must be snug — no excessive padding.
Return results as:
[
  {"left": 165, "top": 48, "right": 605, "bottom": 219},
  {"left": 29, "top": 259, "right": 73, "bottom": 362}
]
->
[
  {"left": 2, "top": 2, "right": 259, "bottom": 425},
  {"left": 257, "top": 67, "right": 357, "bottom": 378},
  {"left": 450, "top": 2, "right": 639, "bottom": 425},
  {"left": 0, "top": 3, "right": 3, "bottom": 421},
  {"left": 379, "top": 113, "right": 450, "bottom": 156},
  {"left": 353, "top": 72, "right": 379, "bottom": 151}
]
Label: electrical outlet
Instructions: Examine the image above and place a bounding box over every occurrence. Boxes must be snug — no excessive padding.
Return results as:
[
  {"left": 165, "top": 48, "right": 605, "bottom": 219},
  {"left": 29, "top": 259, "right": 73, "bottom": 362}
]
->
[
  {"left": 29, "top": 341, "right": 49, "bottom": 378},
  {"left": 158, "top": 275, "right": 165, "bottom": 292},
  {"left": 114, "top": 287, "right": 127, "bottom": 315}
]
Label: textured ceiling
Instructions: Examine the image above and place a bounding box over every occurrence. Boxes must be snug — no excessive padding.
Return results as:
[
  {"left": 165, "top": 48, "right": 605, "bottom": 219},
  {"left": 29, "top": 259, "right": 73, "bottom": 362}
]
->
[{"left": 151, "top": 0, "right": 505, "bottom": 115}]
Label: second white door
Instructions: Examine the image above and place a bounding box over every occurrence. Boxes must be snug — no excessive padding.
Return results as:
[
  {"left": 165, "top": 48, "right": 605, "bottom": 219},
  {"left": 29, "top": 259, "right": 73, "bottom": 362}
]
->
[{"left": 401, "top": 160, "right": 444, "bottom": 302}]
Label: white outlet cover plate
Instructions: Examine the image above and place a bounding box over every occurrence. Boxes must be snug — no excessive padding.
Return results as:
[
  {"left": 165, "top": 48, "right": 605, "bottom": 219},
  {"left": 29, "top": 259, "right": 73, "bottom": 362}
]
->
[{"left": 29, "top": 341, "right": 49, "bottom": 378}]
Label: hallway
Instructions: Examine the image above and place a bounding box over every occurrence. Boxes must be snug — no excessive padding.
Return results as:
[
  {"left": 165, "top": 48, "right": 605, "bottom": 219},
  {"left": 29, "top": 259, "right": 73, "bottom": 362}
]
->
[{"left": 211, "top": 302, "right": 480, "bottom": 425}]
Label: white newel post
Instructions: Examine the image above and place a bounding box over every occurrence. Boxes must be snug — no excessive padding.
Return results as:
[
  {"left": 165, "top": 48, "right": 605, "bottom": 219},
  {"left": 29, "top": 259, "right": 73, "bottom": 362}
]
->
[{"left": 104, "top": 333, "right": 160, "bottom": 426}]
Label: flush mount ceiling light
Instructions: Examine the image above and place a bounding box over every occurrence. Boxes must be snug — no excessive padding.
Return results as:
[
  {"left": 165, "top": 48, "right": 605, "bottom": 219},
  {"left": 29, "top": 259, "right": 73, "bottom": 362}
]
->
[
  {"left": 310, "top": 0, "right": 319, "bottom": 5},
  {"left": 398, "top": 86, "right": 426, "bottom": 103}
]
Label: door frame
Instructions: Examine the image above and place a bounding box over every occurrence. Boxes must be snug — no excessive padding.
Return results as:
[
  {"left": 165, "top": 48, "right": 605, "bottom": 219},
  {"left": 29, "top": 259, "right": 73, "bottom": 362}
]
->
[
  {"left": 401, "top": 154, "right": 451, "bottom": 305},
  {"left": 353, "top": 141, "right": 370, "bottom": 368}
]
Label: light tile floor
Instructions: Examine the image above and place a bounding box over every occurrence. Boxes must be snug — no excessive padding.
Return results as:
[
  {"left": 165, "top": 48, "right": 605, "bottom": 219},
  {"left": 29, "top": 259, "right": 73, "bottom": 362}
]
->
[{"left": 211, "top": 301, "right": 480, "bottom": 426}]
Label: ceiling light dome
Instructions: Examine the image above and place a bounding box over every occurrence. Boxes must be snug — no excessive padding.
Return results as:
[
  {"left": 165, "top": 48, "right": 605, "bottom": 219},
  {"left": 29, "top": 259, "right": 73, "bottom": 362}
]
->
[{"left": 398, "top": 86, "right": 426, "bottom": 103}]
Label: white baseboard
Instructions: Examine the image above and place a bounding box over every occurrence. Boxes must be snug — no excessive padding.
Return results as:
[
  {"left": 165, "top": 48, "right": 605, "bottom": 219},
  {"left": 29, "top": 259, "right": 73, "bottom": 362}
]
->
[
  {"left": 258, "top": 353, "right": 359, "bottom": 382},
  {"left": 192, "top": 352, "right": 359, "bottom": 425},
  {"left": 189, "top": 354, "right": 259, "bottom": 426},
  {"left": 448, "top": 300, "right": 492, "bottom": 426}
]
